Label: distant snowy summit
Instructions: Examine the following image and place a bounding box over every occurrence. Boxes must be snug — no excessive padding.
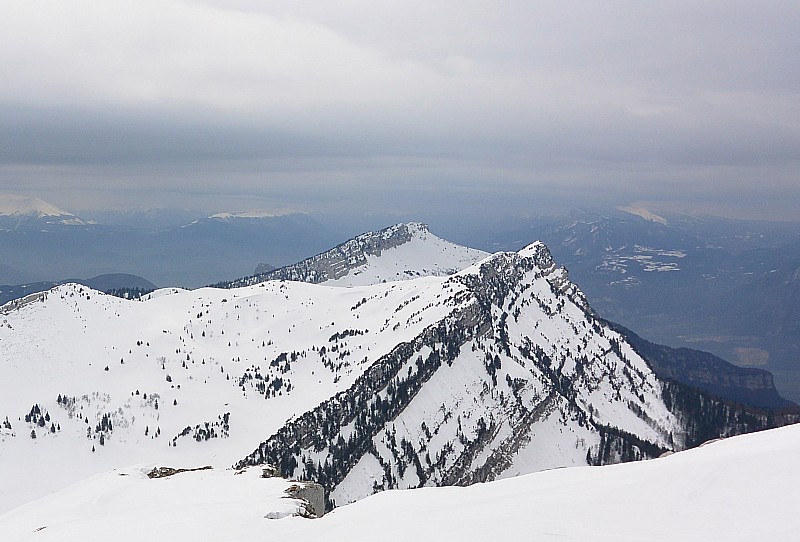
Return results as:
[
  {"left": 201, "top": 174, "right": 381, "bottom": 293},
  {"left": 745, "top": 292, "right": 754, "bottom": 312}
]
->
[
  {"left": 0, "top": 194, "right": 70, "bottom": 218},
  {"left": 616, "top": 205, "right": 668, "bottom": 225},
  {"left": 222, "top": 222, "right": 489, "bottom": 288},
  {"left": 0, "top": 194, "right": 86, "bottom": 226},
  {"left": 209, "top": 209, "right": 299, "bottom": 220}
]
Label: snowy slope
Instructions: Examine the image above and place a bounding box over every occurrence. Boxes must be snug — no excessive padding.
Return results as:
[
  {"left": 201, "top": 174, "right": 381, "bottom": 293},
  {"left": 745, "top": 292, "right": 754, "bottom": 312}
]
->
[
  {"left": 0, "top": 241, "right": 677, "bottom": 513},
  {"left": 0, "top": 466, "right": 318, "bottom": 542},
  {"left": 224, "top": 222, "right": 489, "bottom": 288},
  {"left": 0, "top": 278, "right": 462, "bottom": 512},
  {"left": 323, "top": 223, "right": 489, "bottom": 286},
  {"left": 3, "top": 425, "right": 798, "bottom": 541}
]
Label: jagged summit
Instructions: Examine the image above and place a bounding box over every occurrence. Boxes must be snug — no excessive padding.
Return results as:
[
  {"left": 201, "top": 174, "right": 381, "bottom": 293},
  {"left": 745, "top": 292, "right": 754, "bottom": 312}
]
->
[
  {"left": 220, "top": 222, "right": 489, "bottom": 288},
  {"left": 235, "top": 241, "right": 689, "bottom": 507}
]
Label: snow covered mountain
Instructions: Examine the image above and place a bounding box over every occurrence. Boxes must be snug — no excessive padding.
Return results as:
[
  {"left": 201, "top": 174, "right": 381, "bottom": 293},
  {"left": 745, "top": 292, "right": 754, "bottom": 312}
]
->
[
  {"left": 0, "top": 194, "right": 86, "bottom": 227},
  {"left": 219, "top": 222, "right": 489, "bottom": 288},
  {"left": 3, "top": 424, "right": 798, "bottom": 541},
  {"left": 0, "top": 227, "right": 794, "bottom": 516}
]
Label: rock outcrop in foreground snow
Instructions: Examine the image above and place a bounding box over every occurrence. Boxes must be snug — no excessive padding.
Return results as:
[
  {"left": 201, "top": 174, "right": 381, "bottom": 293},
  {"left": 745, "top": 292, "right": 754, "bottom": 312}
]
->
[{"left": 3, "top": 425, "right": 799, "bottom": 541}]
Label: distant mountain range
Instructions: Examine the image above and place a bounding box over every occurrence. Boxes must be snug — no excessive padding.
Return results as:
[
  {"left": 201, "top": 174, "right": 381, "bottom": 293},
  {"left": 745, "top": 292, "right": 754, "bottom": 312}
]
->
[
  {"left": 0, "top": 194, "right": 87, "bottom": 226},
  {"left": 1, "top": 194, "right": 798, "bottom": 402},
  {"left": 0, "top": 195, "right": 344, "bottom": 287}
]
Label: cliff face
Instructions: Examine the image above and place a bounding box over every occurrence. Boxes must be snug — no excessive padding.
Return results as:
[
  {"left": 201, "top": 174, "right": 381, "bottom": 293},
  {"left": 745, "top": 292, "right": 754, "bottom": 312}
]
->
[
  {"left": 607, "top": 321, "right": 798, "bottom": 411},
  {"left": 261, "top": 223, "right": 418, "bottom": 284}
]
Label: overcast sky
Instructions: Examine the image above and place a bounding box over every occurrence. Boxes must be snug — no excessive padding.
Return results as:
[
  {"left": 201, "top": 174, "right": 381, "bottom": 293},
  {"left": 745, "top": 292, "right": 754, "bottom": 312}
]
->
[{"left": 1, "top": 1, "right": 798, "bottom": 220}]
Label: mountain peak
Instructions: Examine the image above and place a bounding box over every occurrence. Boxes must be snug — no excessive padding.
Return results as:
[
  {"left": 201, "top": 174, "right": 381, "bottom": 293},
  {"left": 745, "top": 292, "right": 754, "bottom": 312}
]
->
[
  {"left": 0, "top": 194, "right": 88, "bottom": 226},
  {"left": 616, "top": 205, "right": 668, "bottom": 224},
  {"left": 0, "top": 194, "right": 73, "bottom": 218},
  {"left": 1, "top": 223, "right": 795, "bottom": 516},
  {"left": 221, "top": 222, "right": 488, "bottom": 288}
]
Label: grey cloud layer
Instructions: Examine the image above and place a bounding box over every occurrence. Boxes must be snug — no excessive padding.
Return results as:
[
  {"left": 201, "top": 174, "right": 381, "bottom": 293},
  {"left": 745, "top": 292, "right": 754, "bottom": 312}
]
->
[{"left": 1, "top": 1, "right": 798, "bottom": 218}]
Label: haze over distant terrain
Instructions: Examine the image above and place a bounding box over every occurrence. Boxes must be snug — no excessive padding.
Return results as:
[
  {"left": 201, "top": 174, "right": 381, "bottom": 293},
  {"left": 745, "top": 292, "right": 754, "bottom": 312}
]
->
[{"left": 1, "top": 194, "right": 798, "bottom": 402}]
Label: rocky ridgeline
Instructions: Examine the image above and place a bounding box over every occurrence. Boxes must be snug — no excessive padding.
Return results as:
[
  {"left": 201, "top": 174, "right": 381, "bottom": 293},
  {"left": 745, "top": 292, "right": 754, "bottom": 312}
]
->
[
  {"left": 218, "top": 223, "right": 426, "bottom": 288},
  {"left": 1, "top": 290, "right": 48, "bottom": 315},
  {"left": 605, "top": 321, "right": 799, "bottom": 411},
  {"left": 235, "top": 243, "right": 798, "bottom": 511},
  {"left": 234, "top": 246, "right": 676, "bottom": 509}
]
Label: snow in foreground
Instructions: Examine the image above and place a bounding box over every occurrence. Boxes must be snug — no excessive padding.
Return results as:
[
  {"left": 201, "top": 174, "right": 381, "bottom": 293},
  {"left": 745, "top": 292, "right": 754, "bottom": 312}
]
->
[{"left": 2, "top": 424, "right": 797, "bottom": 542}]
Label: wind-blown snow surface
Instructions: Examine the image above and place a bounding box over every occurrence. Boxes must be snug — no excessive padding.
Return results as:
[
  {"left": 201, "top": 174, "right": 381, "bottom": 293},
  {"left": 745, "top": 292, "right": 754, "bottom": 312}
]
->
[{"left": 2, "top": 426, "right": 798, "bottom": 541}]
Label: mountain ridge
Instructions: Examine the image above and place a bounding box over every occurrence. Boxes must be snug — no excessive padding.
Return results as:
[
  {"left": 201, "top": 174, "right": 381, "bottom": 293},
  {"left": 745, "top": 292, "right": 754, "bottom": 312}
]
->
[
  {"left": 216, "top": 222, "right": 489, "bottom": 289},
  {"left": 234, "top": 241, "right": 795, "bottom": 508}
]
